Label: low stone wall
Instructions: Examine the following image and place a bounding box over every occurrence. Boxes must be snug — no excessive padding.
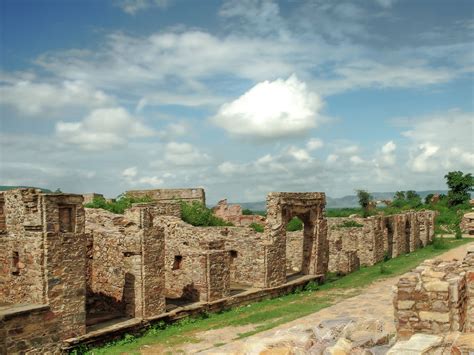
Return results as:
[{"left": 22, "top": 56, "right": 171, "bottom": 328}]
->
[
  {"left": 0, "top": 304, "right": 61, "bottom": 354},
  {"left": 327, "top": 211, "right": 437, "bottom": 274},
  {"left": 286, "top": 231, "right": 304, "bottom": 273},
  {"left": 126, "top": 188, "right": 205, "bottom": 205},
  {"left": 393, "top": 245, "right": 474, "bottom": 339},
  {"left": 461, "top": 212, "right": 474, "bottom": 235}
]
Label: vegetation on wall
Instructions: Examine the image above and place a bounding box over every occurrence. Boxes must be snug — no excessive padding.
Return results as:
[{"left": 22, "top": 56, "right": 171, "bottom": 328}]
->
[
  {"left": 356, "top": 189, "right": 373, "bottom": 217},
  {"left": 180, "top": 201, "right": 234, "bottom": 227},
  {"left": 84, "top": 195, "right": 153, "bottom": 214}
]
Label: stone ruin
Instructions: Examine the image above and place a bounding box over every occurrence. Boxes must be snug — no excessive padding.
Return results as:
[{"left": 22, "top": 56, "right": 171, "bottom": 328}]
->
[
  {"left": 326, "top": 211, "right": 437, "bottom": 275},
  {"left": 0, "top": 188, "right": 328, "bottom": 353},
  {"left": 393, "top": 245, "right": 474, "bottom": 339},
  {"left": 211, "top": 199, "right": 265, "bottom": 226},
  {"left": 0, "top": 187, "right": 451, "bottom": 353}
]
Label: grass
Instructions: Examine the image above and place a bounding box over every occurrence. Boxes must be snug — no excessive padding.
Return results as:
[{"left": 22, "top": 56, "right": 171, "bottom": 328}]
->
[{"left": 83, "top": 238, "right": 472, "bottom": 355}]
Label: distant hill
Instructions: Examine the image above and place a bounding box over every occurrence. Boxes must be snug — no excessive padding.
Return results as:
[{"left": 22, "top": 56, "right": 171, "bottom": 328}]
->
[
  {"left": 235, "top": 190, "right": 449, "bottom": 210},
  {"left": 0, "top": 186, "right": 52, "bottom": 193}
]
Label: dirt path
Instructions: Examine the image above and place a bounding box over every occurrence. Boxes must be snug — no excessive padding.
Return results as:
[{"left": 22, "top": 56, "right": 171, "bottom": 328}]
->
[{"left": 141, "top": 240, "right": 473, "bottom": 354}]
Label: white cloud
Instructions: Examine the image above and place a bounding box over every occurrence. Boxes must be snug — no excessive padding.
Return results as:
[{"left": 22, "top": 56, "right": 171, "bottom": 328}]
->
[
  {"left": 409, "top": 143, "right": 440, "bottom": 172},
  {"left": 122, "top": 167, "right": 138, "bottom": 178},
  {"left": 381, "top": 140, "right": 396, "bottom": 154},
  {"left": 137, "top": 176, "right": 164, "bottom": 186},
  {"left": 373, "top": 0, "right": 398, "bottom": 8},
  {"left": 115, "top": 0, "right": 168, "bottom": 14},
  {"left": 211, "top": 75, "right": 323, "bottom": 139},
  {"left": 0, "top": 79, "right": 112, "bottom": 117},
  {"left": 163, "top": 142, "right": 211, "bottom": 166},
  {"left": 377, "top": 141, "right": 397, "bottom": 167},
  {"left": 403, "top": 110, "right": 474, "bottom": 172},
  {"left": 306, "top": 138, "right": 324, "bottom": 151},
  {"left": 56, "top": 107, "right": 153, "bottom": 150}
]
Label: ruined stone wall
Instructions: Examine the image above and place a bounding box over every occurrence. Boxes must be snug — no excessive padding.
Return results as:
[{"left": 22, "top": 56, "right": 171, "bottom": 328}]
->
[
  {"left": 327, "top": 218, "right": 362, "bottom": 274},
  {"left": 0, "top": 304, "right": 61, "bottom": 354},
  {"left": 212, "top": 199, "right": 265, "bottom": 227},
  {"left": 156, "top": 216, "right": 254, "bottom": 300},
  {"left": 327, "top": 211, "right": 436, "bottom": 275},
  {"left": 463, "top": 246, "right": 474, "bottom": 332},
  {"left": 83, "top": 193, "right": 104, "bottom": 204},
  {"left": 461, "top": 212, "right": 474, "bottom": 235},
  {"left": 0, "top": 189, "right": 87, "bottom": 340},
  {"left": 85, "top": 207, "right": 165, "bottom": 319},
  {"left": 126, "top": 188, "right": 206, "bottom": 205},
  {"left": 43, "top": 193, "right": 87, "bottom": 339},
  {"left": 0, "top": 189, "right": 45, "bottom": 305},
  {"left": 393, "top": 246, "right": 474, "bottom": 339}
]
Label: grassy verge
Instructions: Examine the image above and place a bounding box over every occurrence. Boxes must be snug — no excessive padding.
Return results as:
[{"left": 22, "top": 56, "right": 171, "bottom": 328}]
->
[{"left": 83, "top": 238, "right": 472, "bottom": 355}]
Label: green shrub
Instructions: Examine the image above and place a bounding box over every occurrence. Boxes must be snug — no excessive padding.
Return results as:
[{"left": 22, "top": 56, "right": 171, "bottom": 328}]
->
[
  {"left": 325, "top": 208, "right": 362, "bottom": 217},
  {"left": 454, "top": 225, "right": 463, "bottom": 239},
  {"left": 242, "top": 209, "right": 254, "bottom": 215},
  {"left": 180, "top": 201, "right": 233, "bottom": 227},
  {"left": 337, "top": 220, "right": 363, "bottom": 228},
  {"left": 84, "top": 194, "right": 153, "bottom": 214},
  {"left": 249, "top": 222, "right": 264, "bottom": 233},
  {"left": 286, "top": 217, "right": 303, "bottom": 231}
]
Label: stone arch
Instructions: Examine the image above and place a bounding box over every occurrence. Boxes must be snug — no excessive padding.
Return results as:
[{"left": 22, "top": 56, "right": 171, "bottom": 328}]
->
[{"left": 264, "top": 192, "right": 328, "bottom": 287}]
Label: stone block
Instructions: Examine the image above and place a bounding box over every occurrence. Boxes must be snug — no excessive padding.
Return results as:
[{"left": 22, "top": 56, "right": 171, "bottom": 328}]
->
[
  {"left": 419, "top": 311, "right": 449, "bottom": 323},
  {"left": 424, "top": 281, "right": 449, "bottom": 292},
  {"left": 398, "top": 300, "right": 415, "bottom": 310}
]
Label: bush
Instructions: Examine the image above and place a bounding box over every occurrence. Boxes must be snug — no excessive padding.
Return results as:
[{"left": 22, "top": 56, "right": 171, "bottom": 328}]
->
[
  {"left": 249, "top": 222, "right": 264, "bottom": 233},
  {"left": 84, "top": 194, "right": 153, "bottom": 214},
  {"left": 433, "top": 237, "right": 449, "bottom": 250},
  {"left": 326, "top": 208, "right": 362, "bottom": 217},
  {"left": 180, "top": 201, "right": 233, "bottom": 227},
  {"left": 287, "top": 217, "right": 303, "bottom": 231},
  {"left": 337, "top": 220, "right": 363, "bottom": 228},
  {"left": 445, "top": 171, "right": 474, "bottom": 206},
  {"left": 242, "top": 208, "right": 254, "bottom": 215}
]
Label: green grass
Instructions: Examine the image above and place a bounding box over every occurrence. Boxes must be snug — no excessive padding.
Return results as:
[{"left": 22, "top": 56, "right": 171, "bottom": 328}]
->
[
  {"left": 83, "top": 238, "right": 472, "bottom": 355},
  {"left": 325, "top": 208, "right": 363, "bottom": 217},
  {"left": 249, "top": 222, "right": 264, "bottom": 233}
]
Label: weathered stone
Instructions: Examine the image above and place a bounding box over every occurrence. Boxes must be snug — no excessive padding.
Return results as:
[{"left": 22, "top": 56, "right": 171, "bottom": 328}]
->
[
  {"left": 424, "top": 281, "right": 449, "bottom": 292},
  {"left": 398, "top": 300, "right": 415, "bottom": 310}
]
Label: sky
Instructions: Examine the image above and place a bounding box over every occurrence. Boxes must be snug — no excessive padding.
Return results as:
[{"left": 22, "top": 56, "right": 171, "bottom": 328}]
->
[{"left": 0, "top": 0, "right": 473, "bottom": 204}]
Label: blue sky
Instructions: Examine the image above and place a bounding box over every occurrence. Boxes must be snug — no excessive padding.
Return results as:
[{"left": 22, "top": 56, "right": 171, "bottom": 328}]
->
[{"left": 1, "top": 0, "right": 473, "bottom": 203}]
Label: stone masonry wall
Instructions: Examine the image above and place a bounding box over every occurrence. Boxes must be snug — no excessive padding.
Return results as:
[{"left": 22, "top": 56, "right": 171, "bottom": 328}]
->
[
  {"left": 286, "top": 231, "right": 304, "bottom": 273},
  {"left": 212, "top": 199, "right": 265, "bottom": 227},
  {"left": 327, "top": 211, "right": 436, "bottom": 275},
  {"left": 85, "top": 207, "right": 165, "bottom": 319},
  {"left": 0, "top": 304, "right": 61, "bottom": 354},
  {"left": 0, "top": 188, "right": 87, "bottom": 346},
  {"left": 126, "top": 188, "right": 206, "bottom": 205},
  {"left": 156, "top": 216, "right": 257, "bottom": 299},
  {"left": 393, "top": 245, "right": 474, "bottom": 340}
]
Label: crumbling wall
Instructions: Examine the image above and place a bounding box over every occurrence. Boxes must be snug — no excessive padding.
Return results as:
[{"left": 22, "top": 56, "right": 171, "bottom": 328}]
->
[
  {"left": 393, "top": 246, "right": 474, "bottom": 339},
  {"left": 327, "top": 211, "right": 437, "bottom": 275},
  {"left": 83, "top": 193, "right": 104, "bottom": 204},
  {"left": 85, "top": 206, "right": 165, "bottom": 319},
  {"left": 0, "top": 189, "right": 45, "bottom": 305},
  {"left": 461, "top": 212, "right": 474, "bottom": 235},
  {"left": 0, "top": 189, "right": 87, "bottom": 342},
  {"left": 327, "top": 218, "right": 362, "bottom": 274},
  {"left": 212, "top": 199, "right": 265, "bottom": 227},
  {"left": 126, "top": 188, "right": 206, "bottom": 205}
]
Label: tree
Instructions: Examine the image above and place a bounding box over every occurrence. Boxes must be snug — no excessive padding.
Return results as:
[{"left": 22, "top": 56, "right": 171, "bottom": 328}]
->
[
  {"left": 356, "top": 189, "right": 372, "bottom": 217},
  {"left": 394, "top": 191, "right": 405, "bottom": 200},
  {"left": 445, "top": 171, "right": 474, "bottom": 206},
  {"left": 406, "top": 190, "right": 422, "bottom": 207}
]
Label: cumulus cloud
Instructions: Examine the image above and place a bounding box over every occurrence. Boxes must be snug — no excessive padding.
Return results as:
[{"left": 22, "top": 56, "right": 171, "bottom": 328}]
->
[
  {"left": 211, "top": 75, "right": 323, "bottom": 139},
  {"left": 163, "top": 142, "right": 211, "bottom": 166},
  {"left": 55, "top": 107, "right": 153, "bottom": 150},
  {"left": 0, "top": 79, "right": 112, "bottom": 117},
  {"left": 403, "top": 109, "right": 474, "bottom": 172}
]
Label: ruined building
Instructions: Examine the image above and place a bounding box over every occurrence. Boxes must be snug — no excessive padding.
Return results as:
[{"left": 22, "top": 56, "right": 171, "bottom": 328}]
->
[{"left": 0, "top": 189, "right": 328, "bottom": 353}]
